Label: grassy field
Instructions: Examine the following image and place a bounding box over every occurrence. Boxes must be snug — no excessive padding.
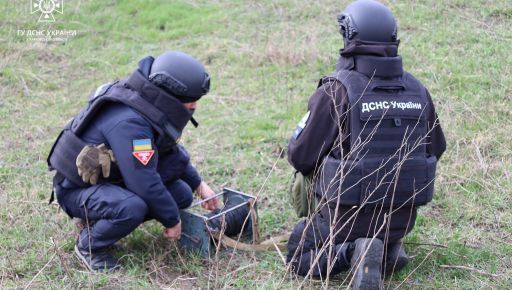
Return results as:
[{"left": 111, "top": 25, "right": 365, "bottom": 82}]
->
[{"left": 1, "top": 0, "right": 511, "bottom": 288}]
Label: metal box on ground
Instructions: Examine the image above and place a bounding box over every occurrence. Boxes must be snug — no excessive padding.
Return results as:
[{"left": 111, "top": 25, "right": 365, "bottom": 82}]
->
[{"left": 178, "top": 188, "right": 258, "bottom": 257}]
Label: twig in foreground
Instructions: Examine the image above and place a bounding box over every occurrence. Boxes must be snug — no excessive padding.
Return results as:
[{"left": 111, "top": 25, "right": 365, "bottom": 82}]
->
[
  {"left": 394, "top": 248, "right": 436, "bottom": 290},
  {"left": 403, "top": 242, "right": 448, "bottom": 248},
  {"left": 440, "top": 265, "right": 501, "bottom": 278},
  {"left": 23, "top": 253, "right": 56, "bottom": 290}
]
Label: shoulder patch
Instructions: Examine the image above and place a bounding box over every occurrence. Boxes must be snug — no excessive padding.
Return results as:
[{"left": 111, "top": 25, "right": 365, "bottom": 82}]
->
[
  {"left": 132, "top": 139, "right": 154, "bottom": 165},
  {"left": 292, "top": 111, "right": 310, "bottom": 140}
]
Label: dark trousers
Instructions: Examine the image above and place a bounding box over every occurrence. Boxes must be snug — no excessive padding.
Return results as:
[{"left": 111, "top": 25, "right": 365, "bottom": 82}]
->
[
  {"left": 56, "top": 178, "right": 193, "bottom": 252},
  {"left": 287, "top": 215, "right": 351, "bottom": 277},
  {"left": 287, "top": 172, "right": 417, "bottom": 277},
  {"left": 290, "top": 172, "right": 417, "bottom": 242}
]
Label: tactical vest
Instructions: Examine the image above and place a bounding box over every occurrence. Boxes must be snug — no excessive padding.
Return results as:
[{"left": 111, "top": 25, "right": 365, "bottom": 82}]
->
[
  {"left": 47, "top": 70, "right": 192, "bottom": 189},
  {"left": 315, "top": 55, "right": 437, "bottom": 207}
]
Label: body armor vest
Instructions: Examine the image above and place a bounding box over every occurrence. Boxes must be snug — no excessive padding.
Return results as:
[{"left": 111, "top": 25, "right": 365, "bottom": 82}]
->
[
  {"left": 47, "top": 70, "right": 192, "bottom": 188},
  {"left": 315, "top": 55, "right": 437, "bottom": 207}
]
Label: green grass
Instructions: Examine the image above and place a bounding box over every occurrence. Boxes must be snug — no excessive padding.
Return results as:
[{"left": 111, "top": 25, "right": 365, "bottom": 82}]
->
[{"left": 1, "top": 0, "right": 511, "bottom": 288}]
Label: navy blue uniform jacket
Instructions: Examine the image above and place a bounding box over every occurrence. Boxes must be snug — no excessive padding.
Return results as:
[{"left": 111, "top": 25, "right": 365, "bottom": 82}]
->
[{"left": 59, "top": 102, "right": 201, "bottom": 228}]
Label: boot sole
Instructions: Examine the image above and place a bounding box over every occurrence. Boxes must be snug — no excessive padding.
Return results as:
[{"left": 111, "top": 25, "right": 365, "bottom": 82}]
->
[{"left": 352, "top": 238, "right": 384, "bottom": 290}]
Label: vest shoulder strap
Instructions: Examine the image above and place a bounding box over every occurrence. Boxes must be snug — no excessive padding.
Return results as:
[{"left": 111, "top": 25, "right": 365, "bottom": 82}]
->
[{"left": 69, "top": 82, "right": 181, "bottom": 146}]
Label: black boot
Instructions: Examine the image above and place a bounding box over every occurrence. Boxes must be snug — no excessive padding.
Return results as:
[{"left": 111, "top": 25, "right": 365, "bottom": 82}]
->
[
  {"left": 350, "top": 238, "right": 384, "bottom": 290},
  {"left": 335, "top": 243, "right": 353, "bottom": 271},
  {"left": 384, "top": 241, "right": 409, "bottom": 275},
  {"left": 74, "top": 245, "right": 120, "bottom": 273},
  {"left": 74, "top": 229, "right": 120, "bottom": 273}
]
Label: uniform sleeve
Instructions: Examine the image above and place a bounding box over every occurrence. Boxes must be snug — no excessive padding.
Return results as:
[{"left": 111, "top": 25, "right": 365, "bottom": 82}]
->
[
  {"left": 288, "top": 82, "right": 346, "bottom": 175},
  {"left": 174, "top": 145, "right": 202, "bottom": 190},
  {"left": 104, "top": 117, "right": 180, "bottom": 228},
  {"left": 180, "top": 163, "right": 202, "bottom": 191},
  {"left": 425, "top": 90, "right": 447, "bottom": 160},
  {"left": 157, "top": 145, "right": 202, "bottom": 190}
]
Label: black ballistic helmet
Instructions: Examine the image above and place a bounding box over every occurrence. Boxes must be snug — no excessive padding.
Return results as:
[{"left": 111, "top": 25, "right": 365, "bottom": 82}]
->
[
  {"left": 149, "top": 51, "right": 210, "bottom": 103},
  {"left": 338, "top": 0, "right": 397, "bottom": 43}
]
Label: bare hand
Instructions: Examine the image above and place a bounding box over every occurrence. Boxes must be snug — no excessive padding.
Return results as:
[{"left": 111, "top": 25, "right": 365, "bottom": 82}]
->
[
  {"left": 196, "top": 181, "right": 218, "bottom": 211},
  {"left": 163, "top": 221, "right": 182, "bottom": 241}
]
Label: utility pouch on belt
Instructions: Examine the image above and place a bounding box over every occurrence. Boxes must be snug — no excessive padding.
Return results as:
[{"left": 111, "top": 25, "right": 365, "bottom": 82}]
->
[{"left": 315, "top": 155, "right": 437, "bottom": 207}]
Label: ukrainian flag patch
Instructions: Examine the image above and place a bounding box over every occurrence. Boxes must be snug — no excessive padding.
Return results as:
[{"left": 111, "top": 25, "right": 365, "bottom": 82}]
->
[
  {"left": 132, "top": 139, "right": 154, "bottom": 165},
  {"left": 133, "top": 139, "right": 152, "bottom": 151},
  {"left": 292, "top": 111, "right": 310, "bottom": 140}
]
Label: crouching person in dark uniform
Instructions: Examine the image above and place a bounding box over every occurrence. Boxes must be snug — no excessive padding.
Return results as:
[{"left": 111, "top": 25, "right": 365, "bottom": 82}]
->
[
  {"left": 286, "top": 1, "right": 446, "bottom": 288},
  {"left": 47, "top": 51, "right": 219, "bottom": 272}
]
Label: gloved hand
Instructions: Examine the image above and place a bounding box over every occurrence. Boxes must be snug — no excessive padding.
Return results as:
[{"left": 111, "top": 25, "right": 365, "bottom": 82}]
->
[{"left": 76, "top": 143, "right": 116, "bottom": 185}]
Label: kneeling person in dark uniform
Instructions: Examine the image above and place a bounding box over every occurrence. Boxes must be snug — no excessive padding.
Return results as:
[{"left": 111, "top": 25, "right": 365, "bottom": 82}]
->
[
  {"left": 47, "top": 51, "right": 218, "bottom": 272},
  {"left": 286, "top": 1, "right": 446, "bottom": 288}
]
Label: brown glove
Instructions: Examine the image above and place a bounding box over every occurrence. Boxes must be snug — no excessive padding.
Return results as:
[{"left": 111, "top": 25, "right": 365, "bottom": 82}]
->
[{"left": 76, "top": 143, "right": 116, "bottom": 185}]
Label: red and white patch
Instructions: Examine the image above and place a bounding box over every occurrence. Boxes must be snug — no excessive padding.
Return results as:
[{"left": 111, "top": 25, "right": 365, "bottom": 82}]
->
[{"left": 132, "top": 150, "right": 154, "bottom": 165}]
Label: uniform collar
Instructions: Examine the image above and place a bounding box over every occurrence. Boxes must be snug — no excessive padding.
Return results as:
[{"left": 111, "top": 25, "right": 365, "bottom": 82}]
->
[
  {"left": 340, "top": 40, "right": 399, "bottom": 57},
  {"left": 336, "top": 40, "right": 403, "bottom": 78}
]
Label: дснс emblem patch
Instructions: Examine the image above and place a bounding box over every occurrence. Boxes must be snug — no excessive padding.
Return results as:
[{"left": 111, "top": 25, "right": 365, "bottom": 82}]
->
[{"left": 132, "top": 139, "right": 154, "bottom": 165}]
